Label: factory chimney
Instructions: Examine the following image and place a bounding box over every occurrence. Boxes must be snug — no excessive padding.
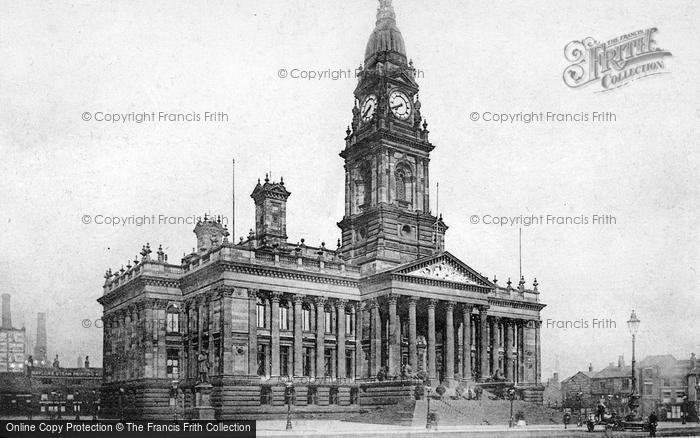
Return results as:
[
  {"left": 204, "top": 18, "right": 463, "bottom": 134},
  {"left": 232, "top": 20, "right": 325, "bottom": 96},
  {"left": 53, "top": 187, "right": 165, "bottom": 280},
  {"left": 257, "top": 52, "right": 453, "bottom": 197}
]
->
[
  {"left": 1, "top": 294, "right": 11, "bottom": 329},
  {"left": 34, "top": 313, "right": 47, "bottom": 363}
]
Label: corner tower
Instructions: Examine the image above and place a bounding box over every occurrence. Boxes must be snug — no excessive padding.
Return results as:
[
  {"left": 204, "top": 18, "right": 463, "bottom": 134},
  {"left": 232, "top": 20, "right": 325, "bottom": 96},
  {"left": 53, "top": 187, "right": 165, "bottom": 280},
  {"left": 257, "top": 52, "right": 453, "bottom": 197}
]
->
[
  {"left": 251, "top": 175, "right": 291, "bottom": 248},
  {"left": 338, "top": 0, "right": 447, "bottom": 275}
]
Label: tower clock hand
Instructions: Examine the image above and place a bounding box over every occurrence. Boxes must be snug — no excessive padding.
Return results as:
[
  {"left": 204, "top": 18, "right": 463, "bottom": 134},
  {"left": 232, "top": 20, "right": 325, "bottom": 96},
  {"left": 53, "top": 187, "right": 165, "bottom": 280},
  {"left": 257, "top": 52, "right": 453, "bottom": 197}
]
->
[
  {"left": 363, "top": 106, "right": 372, "bottom": 117},
  {"left": 391, "top": 103, "right": 403, "bottom": 110}
]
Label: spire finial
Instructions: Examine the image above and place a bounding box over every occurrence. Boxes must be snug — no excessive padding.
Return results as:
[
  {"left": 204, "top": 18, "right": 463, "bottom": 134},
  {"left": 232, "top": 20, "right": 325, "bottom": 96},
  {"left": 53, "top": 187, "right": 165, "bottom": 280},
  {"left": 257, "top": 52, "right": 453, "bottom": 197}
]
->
[{"left": 377, "top": 0, "right": 396, "bottom": 23}]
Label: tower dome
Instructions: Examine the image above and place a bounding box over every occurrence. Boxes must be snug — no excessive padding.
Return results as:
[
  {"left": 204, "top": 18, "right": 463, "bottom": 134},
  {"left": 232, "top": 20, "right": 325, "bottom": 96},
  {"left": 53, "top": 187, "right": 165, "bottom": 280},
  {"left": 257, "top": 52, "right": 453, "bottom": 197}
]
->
[{"left": 364, "top": 0, "right": 407, "bottom": 68}]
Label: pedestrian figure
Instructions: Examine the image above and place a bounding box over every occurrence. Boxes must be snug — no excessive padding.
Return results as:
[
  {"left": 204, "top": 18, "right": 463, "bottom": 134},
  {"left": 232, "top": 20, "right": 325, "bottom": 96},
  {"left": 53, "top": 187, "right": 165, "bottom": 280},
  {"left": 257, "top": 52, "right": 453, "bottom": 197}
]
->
[
  {"left": 563, "top": 412, "right": 571, "bottom": 429},
  {"left": 648, "top": 410, "right": 658, "bottom": 437}
]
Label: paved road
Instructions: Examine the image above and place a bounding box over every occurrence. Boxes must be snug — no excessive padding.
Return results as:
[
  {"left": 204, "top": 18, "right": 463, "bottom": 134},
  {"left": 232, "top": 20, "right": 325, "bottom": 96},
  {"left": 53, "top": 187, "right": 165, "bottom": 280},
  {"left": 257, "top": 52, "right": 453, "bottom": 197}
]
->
[{"left": 257, "top": 419, "right": 700, "bottom": 437}]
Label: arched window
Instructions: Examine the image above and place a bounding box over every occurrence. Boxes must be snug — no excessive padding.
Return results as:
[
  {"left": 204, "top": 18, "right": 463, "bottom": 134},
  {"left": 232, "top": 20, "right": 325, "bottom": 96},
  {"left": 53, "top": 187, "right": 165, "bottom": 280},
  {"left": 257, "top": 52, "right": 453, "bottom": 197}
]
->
[
  {"left": 355, "top": 161, "right": 372, "bottom": 212},
  {"left": 395, "top": 163, "right": 413, "bottom": 205},
  {"left": 396, "top": 170, "right": 406, "bottom": 201}
]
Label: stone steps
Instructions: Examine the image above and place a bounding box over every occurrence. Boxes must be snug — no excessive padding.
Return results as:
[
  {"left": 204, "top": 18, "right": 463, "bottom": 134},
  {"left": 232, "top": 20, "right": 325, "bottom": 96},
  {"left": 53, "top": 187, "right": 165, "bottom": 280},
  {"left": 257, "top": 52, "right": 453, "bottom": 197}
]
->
[{"left": 421, "top": 398, "right": 562, "bottom": 426}]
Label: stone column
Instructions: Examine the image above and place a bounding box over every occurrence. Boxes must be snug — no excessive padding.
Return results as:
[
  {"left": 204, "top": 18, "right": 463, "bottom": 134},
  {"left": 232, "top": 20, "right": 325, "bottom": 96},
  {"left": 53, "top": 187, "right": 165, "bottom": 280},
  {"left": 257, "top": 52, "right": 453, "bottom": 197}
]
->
[
  {"left": 388, "top": 295, "right": 399, "bottom": 376},
  {"left": 462, "top": 305, "right": 472, "bottom": 381},
  {"left": 270, "top": 293, "right": 281, "bottom": 377},
  {"left": 479, "top": 306, "right": 489, "bottom": 381},
  {"left": 142, "top": 303, "right": 154, "bottom": 379},
  {"left": 155, "top": 300, "right": 167, "bottom": 380},
  {"left": 220, "top": 288, "right": 234, "bottom": 375},
  {"left": 293, "top": 295, "right": 303, "bottom": 377},
  {"left": 517, "top": 321, "right": 524, "bottom": 383},
  {"left": 491, "top": 316, "right": 500, "bottom": 376},
  {"left": 187, "top": 303, "right": 196, "bottom": 379},
  {"left": 337, "top": 300, "right": 347, "bottom": 379},
  {"left": 369, "top": 299, "right": 381, "bottom": 377},
  {"left": 247, "top": 290, "right": 258, "bottom": 375},
  {"left": 504, "top": 319, "right": 514, "bottom": 381},
  {"left": 445, "top": 302, "right": 455, "bottom": 381},
  {"left": 315, "top": 297, "right": 326, "bottom": 378},
  {"left": 535, "top": 321, "right": 544, "bottom": 389},
  {"left": 354, "top": 302, "right": 364, "bottom": 379},
  {"left": 427, "top": 299, "right": 437, "bottom": 380},
  {"left": 408, "top": 297, "right": 418, "bottom": 372},
  {"left": 206, "top": 294, "right": 214, "bottom": 372}
]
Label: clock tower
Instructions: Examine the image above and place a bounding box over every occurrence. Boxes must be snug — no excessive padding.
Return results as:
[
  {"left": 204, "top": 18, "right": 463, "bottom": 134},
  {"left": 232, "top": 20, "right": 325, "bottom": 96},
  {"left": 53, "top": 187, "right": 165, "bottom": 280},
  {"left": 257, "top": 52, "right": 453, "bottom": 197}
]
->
[{"left": 338, "top": 0, "right": 447, "bottom": 275}]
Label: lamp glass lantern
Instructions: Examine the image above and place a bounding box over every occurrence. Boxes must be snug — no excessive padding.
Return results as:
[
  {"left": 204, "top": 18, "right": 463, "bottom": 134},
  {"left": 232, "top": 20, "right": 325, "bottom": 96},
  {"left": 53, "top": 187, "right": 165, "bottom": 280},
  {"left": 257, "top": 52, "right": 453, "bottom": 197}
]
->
[{"left": 626, "top": 310, "right": 640, "bottom": 336}]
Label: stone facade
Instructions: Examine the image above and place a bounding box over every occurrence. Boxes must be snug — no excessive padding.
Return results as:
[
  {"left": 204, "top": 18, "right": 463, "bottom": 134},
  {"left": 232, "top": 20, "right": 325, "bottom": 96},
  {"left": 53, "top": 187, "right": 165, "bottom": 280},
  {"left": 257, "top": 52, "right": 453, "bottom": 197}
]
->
[{"left": 98, "top": 0, "right": 546, "bottom": 420}]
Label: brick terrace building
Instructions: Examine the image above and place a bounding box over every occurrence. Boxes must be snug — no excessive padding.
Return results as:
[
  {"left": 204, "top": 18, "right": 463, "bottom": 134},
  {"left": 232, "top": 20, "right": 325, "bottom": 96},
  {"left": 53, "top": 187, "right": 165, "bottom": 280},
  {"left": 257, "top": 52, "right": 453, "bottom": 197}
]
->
[
  {"left": 0, "top": 367, "right": 102, "bottom": 418},
  {"left": 98, "top": 0, "right": 546, "bottom": 420},
  {"left": 563, "top": 353, "right": 699, "bottom": 421},
  {"left": 561, "top": 365, "right": 596, "bottom": 411},
  {"left": 0, "top": 294, "right": 26, "bottom": 373}
]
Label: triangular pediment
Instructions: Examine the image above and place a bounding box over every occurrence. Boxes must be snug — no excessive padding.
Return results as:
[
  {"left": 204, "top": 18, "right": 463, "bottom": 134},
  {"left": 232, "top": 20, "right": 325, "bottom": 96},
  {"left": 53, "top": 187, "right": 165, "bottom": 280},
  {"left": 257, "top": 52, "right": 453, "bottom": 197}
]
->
[{"left": 393, "top": 252, "right": 492, "bottom": 287}]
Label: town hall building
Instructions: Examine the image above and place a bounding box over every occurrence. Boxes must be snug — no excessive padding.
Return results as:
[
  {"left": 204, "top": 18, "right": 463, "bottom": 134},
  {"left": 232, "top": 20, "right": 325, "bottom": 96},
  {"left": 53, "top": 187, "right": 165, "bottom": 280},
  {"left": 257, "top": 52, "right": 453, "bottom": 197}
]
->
[{"left": 98, "top": 0, "right": 545, "bottom": 419}]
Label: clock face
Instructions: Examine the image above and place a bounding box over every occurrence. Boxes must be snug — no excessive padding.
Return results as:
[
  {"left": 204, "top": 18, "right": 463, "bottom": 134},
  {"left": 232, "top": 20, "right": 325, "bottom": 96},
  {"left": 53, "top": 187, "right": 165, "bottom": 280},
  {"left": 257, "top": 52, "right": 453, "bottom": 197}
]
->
[
  {"left": 361, "top": 95, "right": 377, "bottom": 122},
  {"left": 389, "top": 90, "right": 412, "bottom": 120}
]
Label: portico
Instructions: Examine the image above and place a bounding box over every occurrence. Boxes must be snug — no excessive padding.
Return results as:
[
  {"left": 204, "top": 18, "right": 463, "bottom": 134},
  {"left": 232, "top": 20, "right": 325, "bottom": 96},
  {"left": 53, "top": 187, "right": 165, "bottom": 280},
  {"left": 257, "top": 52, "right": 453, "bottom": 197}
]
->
[{"left": 356, "top": 252, "right": 544, "bottom": 386}]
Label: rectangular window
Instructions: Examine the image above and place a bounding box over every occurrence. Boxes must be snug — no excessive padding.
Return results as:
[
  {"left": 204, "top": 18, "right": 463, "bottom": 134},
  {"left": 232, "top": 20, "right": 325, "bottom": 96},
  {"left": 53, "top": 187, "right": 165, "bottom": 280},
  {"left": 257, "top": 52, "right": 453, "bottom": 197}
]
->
[
  {"left": 257, "top": 302, "right": 266, "bottom": 328},
  {"left": 302, "top": 308, "right": 311, "bottom": 331},
  {"left": 346, "top": 351, "right": 353, "bottom": 378},
  {"left": 166, "top": 313, "right": 179, "bottom": 333},
  {"left": 325, "top": 311, "right": 333, "bottom": 333},
  {"left": 325, "top": 348, "right": 333, "bottom": 377},
  {"left": 280, "top": 346, "right": 289, "bottom": 377},
  {"left": 671, "top": 405, "right": 681, "bottom": 418},
  {"left": 166, "top": 350, "right": 179, "bottom": 379},
  {"left": 257, "top": 344, "right": 267, "bottom": 376},
  {"left": 279, "top": 306, "right": 289, "bottom": 330},
  {"left": 662, "top": 390, "right": 671, "bottom": 403},
  {"left": 622, "top": 379, "right": 629, "bottom": 389},
  {"left": 303, "top": 347, "right": 313, "bottom": 377},
  {"left": 346, "top": 312, "right": 354, "bottom": 335}
]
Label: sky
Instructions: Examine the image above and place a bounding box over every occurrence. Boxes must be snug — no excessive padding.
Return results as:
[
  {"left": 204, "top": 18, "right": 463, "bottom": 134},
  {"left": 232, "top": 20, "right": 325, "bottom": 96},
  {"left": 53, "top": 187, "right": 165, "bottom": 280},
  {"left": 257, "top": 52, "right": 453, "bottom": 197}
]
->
[{"left": 0, "top": 0, "right": 698, "bottom": 378}]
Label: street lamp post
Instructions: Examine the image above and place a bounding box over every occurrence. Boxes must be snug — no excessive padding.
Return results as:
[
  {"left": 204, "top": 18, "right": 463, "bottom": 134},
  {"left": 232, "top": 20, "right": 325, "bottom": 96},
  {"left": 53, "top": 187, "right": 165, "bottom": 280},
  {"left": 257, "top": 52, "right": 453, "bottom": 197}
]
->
[
  {"left": 92, "top": 390, "right": 98, "bottom": 421},
  {"left": 119, "top": 387, "right": 125, "bottom": 422},
  {"left": 56, "top": 392, "right": 63, "bottom": 420},
  {"left": 576, "top": 391, "right": 583, "bottom": 426},
  {"left": 26, "top": 396, "right": 32, "bottom": 420},
  {"left": 627, "top": 310, "right": 641, "bottom": 421},
  {"left": 49, "top": 391, "right": 56, "bottom": 420},
  {"left": 508, "top": 388, "right": 516, "bottom": 428},
  {"left": 75, "top": 391, "right": 81, "bottom": 420},
  {"left": 425, "top": 385, "right": 432, "bottom": 429},
  {"left": 171, "top": 381, "right": 179, "bottom": 423},
  {"left": 285, "top": 380, "right": 294, "bottom": 431}
]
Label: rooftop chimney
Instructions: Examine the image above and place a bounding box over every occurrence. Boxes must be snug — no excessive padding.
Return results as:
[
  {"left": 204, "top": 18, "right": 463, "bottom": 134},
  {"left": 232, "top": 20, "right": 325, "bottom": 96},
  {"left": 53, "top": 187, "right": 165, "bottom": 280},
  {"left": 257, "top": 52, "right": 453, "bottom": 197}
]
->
[
  {"left": 588, "top": 363, "right": 593, "bottom": 372},
  {"left": 618, "top": 355, "right": 625, "bottom": 368},
  {"left": 34, "top": 313, "right": 47, "bottom": 363},
  {"left": 1, "top": 294, "right": 11, "bottom": 329}
]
